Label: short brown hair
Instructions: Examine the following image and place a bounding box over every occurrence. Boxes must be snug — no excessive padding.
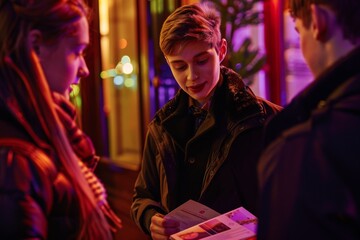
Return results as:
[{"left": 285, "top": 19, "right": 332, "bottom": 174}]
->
[
  {"left": 159, "top": 3, "right": 222, "bottom": 56},
  {"left": 289, "top": 0, "right": 360, "bottom": 43}
]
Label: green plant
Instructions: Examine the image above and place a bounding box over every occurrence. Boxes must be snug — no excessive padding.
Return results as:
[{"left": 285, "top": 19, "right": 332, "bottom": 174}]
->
[{"left": 202, "top": 0, "right": 265, "bottom": 85}]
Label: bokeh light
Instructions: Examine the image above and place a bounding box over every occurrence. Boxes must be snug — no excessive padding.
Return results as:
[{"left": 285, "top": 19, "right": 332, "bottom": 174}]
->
[
  {"left": 123, "top": 62, "right": 133, "bottom": 74},
  {"left": 121, "top": 55, "right": 131, "bottom": 64},
  {"left": 119, "top": 38, "right": 128, "bottom": 49},
  {"left": 70, "top": 84, "right": 80, "bottom": 97},
  {"left": 124, "top": 78, "right": 135, "bottom": 88},
  {"left": 114, "top": 75, "right": 124, "bottom": 86}
]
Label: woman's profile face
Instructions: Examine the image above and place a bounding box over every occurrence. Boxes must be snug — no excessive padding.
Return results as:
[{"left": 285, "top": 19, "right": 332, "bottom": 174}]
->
[{"left": 37, "top": 16, "right": 90, "bottom": 94}]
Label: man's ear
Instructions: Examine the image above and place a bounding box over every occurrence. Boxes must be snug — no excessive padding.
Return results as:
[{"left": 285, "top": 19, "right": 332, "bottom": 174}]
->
[
  {"left": 219, "top": 38, "right": 227, "bottom": 63},
  {"left": 27, "top": 29, "right": 42, "bottom": 55},
  {"left": 310, "top": 4, "right": 330, "bottom": 42}
]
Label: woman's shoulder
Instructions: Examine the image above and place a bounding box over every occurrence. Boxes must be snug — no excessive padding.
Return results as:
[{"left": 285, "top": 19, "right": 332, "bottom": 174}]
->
[
  {"left": 0, "top": 138, "right": 79, "bottom": 238},
  {"left": 0, "top": 138, "right": 57, "bottom": 218},
  {"left": 0, "top": 138, "right": 57, "bottom": 183},
  {"left": 0, "top": 111, "right": 56, "bottom": 174}
]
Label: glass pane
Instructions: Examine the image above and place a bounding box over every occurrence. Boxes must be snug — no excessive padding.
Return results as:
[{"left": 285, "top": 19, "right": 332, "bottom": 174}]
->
[
  {"left": 283, "top": 11, "right": 313, "bottom": 103},
  {"left": 100, "top": 0, "right": 142, "bottom": 170}
]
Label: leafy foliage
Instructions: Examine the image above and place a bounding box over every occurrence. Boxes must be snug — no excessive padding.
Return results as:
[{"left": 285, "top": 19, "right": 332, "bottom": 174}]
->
[{"left": 202, "top": 0, "right": 265, "bottom": 85}]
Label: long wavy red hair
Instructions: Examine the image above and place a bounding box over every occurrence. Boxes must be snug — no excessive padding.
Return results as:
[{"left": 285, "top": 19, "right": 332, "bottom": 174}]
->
[{"left": 0, "top": 0, "right": 112, "bottom": 239}]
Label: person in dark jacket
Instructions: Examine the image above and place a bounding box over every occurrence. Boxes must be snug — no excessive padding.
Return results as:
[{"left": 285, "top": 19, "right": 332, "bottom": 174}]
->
[
  {"left": 257, "top": 0, "right": 360, "bottom": 239},
  {"left": 130, "top": 3, "right": 281, "bottom": 239},
  {"left": 0, "top": 0, "right": 120, "bottom": 238}
]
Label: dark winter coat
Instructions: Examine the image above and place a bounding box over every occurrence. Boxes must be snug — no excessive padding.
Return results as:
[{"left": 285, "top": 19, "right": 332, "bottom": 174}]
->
[
  {"left": 257, "top": 47, "right": 360, "bottom": 240},
  {"left": 0, "top": 109, "right": 80, "bottom": 239},
  {"left": 131, "top": 66, "right": 281, "bottom": 235}
]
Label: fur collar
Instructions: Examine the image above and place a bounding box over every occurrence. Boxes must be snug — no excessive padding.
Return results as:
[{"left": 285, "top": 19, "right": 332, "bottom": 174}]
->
[{"left": 156, "top": 66, "right": 264, "bottom": 122}]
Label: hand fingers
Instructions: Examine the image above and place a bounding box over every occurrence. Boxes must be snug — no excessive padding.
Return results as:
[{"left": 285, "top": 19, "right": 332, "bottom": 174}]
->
[{"left": 150, "top": 214, "right": 180, "bottom": 240}]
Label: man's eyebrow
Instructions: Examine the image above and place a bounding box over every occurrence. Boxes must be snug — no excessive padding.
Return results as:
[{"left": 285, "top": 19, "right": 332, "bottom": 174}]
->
[
  {"left": 168, "top": 50, "right": 210, "bottom": 64},
  {"left": 194, "top": 51, "right": 210, "bottom": 58}
]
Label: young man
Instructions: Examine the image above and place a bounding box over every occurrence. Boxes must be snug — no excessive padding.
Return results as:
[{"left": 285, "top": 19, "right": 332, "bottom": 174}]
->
[
  {"left": 130, "top": 3, "right": 281, "bottom": 240},
  {"left": 257, "top": 0, "right": 360, "bottom": 239}
]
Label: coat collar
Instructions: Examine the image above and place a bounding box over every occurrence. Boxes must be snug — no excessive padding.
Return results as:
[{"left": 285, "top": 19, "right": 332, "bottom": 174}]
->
[
  {"left": 216, "top": 66, "right": 264, "bottom": 121},
  {"left": 155, "top": 66, "right": 264, "bottom": 123},
  {"left": 264, "top": 46, "right": 360, "bottom": 147},
  {"left": 152, "top": 66, "right": 266, "bottom": 149}
]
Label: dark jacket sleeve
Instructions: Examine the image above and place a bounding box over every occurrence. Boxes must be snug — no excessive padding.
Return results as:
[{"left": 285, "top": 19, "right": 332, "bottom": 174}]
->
[
  {"left": 0, "top": 146, "right": 54, "bottom": 239},
  {"left": 130, "top": 130, "right": 167, "bottom": 235}
]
